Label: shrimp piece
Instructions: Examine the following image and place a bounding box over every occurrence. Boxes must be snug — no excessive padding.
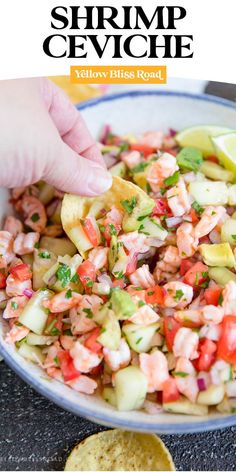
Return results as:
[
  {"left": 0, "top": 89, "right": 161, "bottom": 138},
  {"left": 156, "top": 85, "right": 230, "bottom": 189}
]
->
[
  {"left": 3, "top": 216, "right": 23, "bottom": 238},
  {"left": 3, "top": 295, "right": 28, "bottom": 319},
  {"left": 129, "top": 304, "right": 160, "bottom": 325},
  {"left": 222, "top": 281, "right": 236, "bottom": 314},
  {"left": 43, "top": 225, "right": 63, "bottom": 237},
  {"left": 121, "top": 150, "right": 141, "bottom": 169},
  {"left": 140, "top": 350, "right": 169, "bottom": 392},
  {"left": 194, "top": 206, "right": 226, "bottom": 239},
  {"left": 175, "top": 309, "right": 202, "bottom": 327},
  {"left": 67, "top": 375, "right": 97, "bottom": 394},
  {"left": 19, "top": 196, "right": 47, "bottom": 232},
  {"left": 140, "top": 131, "right": 164, "bottom": 149},
  {"left": 60, "top": 335, "right": 76, "bottom": 350},
  {"left": 155, "top": 246, "right": 180, "bottom": 275},
  {"left": 166, "top": 178, "right": 191, "bottom": 217},
  {"left": 105, "top": 206, "right": 123, "bottom": 225},
  {"left": 6, "top": 274, "right": 32, "bottom": 297},
  {"left": 44, "top": 342, "right": 62, "bottom": 368},
  {"left": 70, "top": 341, "right": 102, "bottom": 373},
  {"left": 173, "top": 327, "right": 199, "bottom": 360},
  {"left": 13, "top": 232, "right": 40, "bottom": 255},
  {"left": 199, "top": 324, "right": 222, "bottom": 342},
  {"left": 201, "top": 305, "right": 224, "bottom": 325},
  {"left": 163, "top": 281, "right": 193, "bottom": 309},
  {"left": 211, "top": 360, "right": 231, "bottom": 385},
  {"left": 5, "top": 324, "right": 29, "bottom": 344},
  {"left": 103, "top": 338, "right": 131, "bottom": 371},
  {"left": 0, "top": 290, "right": 7, "bottom": 308},
  {"left": 119, "top": 232, "right": 149, "bottom": 255},
  {"left": 175, "top": 357, "right": 196, "bottom": 376},
  {"left": 175, "top": 376, "right": 199, "bottom": 403},
  {"left": 126, "top": 285, "right": 146, "bottom": 302},
  {"left": 46, "top": 367, "right": 63, "bottom": 382},
  {"left": 176, "top": 222, "right": 198, "bottom": 258},
  {"left": 0, "top": 231, "right": 14, "bottom": 269},
  {"left": 43, "top": 290, "right": 82, "bottom": 313},
  {"left": 129, "top": 264, "right": 155, "bottom": 289},
  {"left": 11, "top": 187, "right": 26, "bottom": 200},
  {"left": 147, "top": 153, "right": 179, "bottom": 192},
  {"left": 88, "top": 247, "right": 109, "bottom": 271},
  {"left": 70, "top": 294, "right": 102, "bottom": 334}
]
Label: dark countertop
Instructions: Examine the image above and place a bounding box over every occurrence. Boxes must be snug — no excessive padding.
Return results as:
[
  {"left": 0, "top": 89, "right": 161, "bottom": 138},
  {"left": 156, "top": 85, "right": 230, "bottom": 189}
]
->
[{"left": 1, "top": 82, "right": 236, "bottom": 472}]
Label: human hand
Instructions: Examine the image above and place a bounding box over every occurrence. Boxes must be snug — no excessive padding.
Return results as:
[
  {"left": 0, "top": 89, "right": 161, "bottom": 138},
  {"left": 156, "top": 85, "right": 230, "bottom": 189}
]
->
[{"left": 0, "top": 78, "right": 112, "bottom": 196}]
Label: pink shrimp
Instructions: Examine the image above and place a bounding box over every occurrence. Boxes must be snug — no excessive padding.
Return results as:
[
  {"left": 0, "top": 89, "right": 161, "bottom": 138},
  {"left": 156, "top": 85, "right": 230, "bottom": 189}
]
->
[
  {"left": 118, "top": 231, "right": 149, "bottom": 255},
  {"left": 140, "top": 131, "right": 164, "bottom": 149},
  {"left": 44, "top": 342, "right": 62, "bottom": 368},
  {"left": 105, "top": 206, "right": 123, "bottom": 226},
  {"left": 173, "top": 327, "right": 199, "bottom": 360},
  {"left": 69, "top": 294, "right": 102, "bottom": 334},
  {"left": 18, "top": 196, "right": 47, "bottom": 232},
  {"left": 175, "top": 376, "right": 199, "bottom": 403},
  {"left": 155, "top": 246, "right": 181, "bottom": 275},
  {"left": 163, "top": 281, "right": 193, "bottom": 308},
  {"left": 43, "top": 225, "right": 63, "bottom": 237},
  {"left": 0, "top": 231, "right": 14, "bottom": 269},
  {"left": 70, "top": 341, "right": 102, "bottom": 373},
  {"left": 67, "top": 375, "right": 97, "bottom": 394},
  {"left": 11, "top": 187, "right": 26, "bottom": 200},
  {"left": 201, "top": 305, "right": 224, "bottom": 325},
  {"left": 60, "top": 335, "right": 76, "bottom": 350},
  {"left": 210, "top": 360, "right": 231, "bottom": 385},
  {"left": 3, "top": 295, "right": 28, "bottom": 319},
  {"left": 129, "top": 264, "right": 155, "bottom": 289},
  {"left": 176, "top": 222, "right": 198, "bottom": 258},
  {"left": 175, "top": 309, "right": 202, "bottom": 327},
  {"left": 175, "top": 357, "right": 196, "bottom": 376},
  {"left": 13, "top": 232, "right": 40, "bottom": 255},
  {"left": 46, "top": 367, "right": 63, "bottom": 382},
  {"left": 199, "top": 324, "right": 222, "bottom": 342},
  {"left": 88, "top": 247, "right": 109, "bottom": 270},
  {"left": 103, "top": 338, "right": 131, "bottom": 371},
  {"left": 5, "top": 324, "right": 29, "bottom": 344},
  {"left": 147, "top": 153, "right": 179, "bottom": 192},
  {"left": 6, "top": 274, "right": 32, "bottom": 297},
  {"left": 121, "top": 150, "right": 141, "bottom": 169},
  {"left": 43, "top": 290, "right": 82, "bottom": 313},
  {"left": 166, "top": 178, "right": 191, "bottom": 217},
  {"left": 0, "top": 289, "right": 7, "bottom": 308},
  {"left": 194, "top": 206, "right": 227, "bottom": 239},
  {"left": 222, "top": 281, "right": 236, "bottom": 314},
  {"left": 129, "top": 304, "right": 159, "bottom": 325},
  {"left": 126, "top": 285, "right": 146, "bottom": 302},
  {"left": 3, "top": 216, "right": 23, "bottom": 238},
  {"left": 139, "top": 350, "right": 169, "bottom": 392}
]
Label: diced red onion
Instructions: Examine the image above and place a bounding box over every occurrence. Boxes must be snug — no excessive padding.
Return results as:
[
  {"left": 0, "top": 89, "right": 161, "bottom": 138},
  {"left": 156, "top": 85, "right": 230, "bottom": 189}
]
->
[
  {"left": 197, "top": 378, "right": 207, "bottom": 391},
  {"left": 98, "top": 273, "right": 113, "bottom": 287},
  {"left": 103, "top": 153, "right": 117, "bottom": 169},
  {"left": 47, "top": 274, "right": 57, "bottom": 287},
  {"left": 162, "top": 308, "right": 175, "bottom": 317},
  {"left": 209, "top": 229, "right": 221, "bottom": 244},
  {"left": 166, "top": 216, "right": 183, "bottom": 228},
  {"left": 100, "top": 124, "right": 111, "bottom": 144},
  {"left": 143, "top": 400, "right": 164, "bottom": 414},
  {"left": 169, "top": 128, "right": 177, "bottom": 137},
  {"left": 227, "top": 206, "right": 235, "bottom": 216},
  {"left": 146, "top": 237, "right": 165, "bottom": 248},
  {"left": 23, "top": 288, "right": 33, "bottom": 299},
  {"left": 46, "top": 198, "right": 60, "bottom": 218}
]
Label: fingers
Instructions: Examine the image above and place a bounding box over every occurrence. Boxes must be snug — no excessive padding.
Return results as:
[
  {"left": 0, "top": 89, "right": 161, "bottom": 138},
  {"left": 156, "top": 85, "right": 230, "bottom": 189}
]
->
[
  {"left": 44, "top": 141, "right": 112, "bottom": 197},
  {"left": 40, "top": 79, "right": 105, "bottom": 168}
]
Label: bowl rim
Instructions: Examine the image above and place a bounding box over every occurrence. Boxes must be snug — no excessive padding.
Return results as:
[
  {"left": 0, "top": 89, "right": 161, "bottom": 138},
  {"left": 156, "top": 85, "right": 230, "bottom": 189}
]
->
[{"left": 1, "top": 89, "right": 236, "bottom": 434}]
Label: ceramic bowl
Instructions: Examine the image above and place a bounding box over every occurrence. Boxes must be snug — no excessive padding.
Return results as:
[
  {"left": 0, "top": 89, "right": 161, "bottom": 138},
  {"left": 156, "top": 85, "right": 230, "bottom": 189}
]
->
[{"left": 1, "top": 90, "right": 236, "bottom": 433}]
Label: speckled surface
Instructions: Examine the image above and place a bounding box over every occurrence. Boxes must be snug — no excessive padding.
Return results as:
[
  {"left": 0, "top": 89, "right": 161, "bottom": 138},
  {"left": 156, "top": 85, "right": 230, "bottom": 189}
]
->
[{"left": 0, "top": 361, "right": 235, "bottom": 471}]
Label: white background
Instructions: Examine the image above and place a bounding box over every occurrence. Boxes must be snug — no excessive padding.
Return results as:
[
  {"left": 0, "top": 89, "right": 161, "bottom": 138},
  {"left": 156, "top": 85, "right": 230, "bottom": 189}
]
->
[{"left": 0, "top": 0, "right": 236, "bottom": 83}]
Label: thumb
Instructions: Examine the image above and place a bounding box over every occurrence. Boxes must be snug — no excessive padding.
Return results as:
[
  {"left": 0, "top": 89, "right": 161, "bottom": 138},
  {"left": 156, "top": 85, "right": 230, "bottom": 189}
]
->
[{"left": 44, "top": 141, "right": 112, "bottom": 196}]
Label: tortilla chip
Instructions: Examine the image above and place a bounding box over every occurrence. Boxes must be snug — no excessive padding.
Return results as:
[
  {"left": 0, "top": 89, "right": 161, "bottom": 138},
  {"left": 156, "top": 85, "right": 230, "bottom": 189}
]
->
[
  {"left": 64, "top": 430, "right": 175, "bottom": 471},
  {"left": 61, "top": 176, "right": 154, "bottom": 258}
]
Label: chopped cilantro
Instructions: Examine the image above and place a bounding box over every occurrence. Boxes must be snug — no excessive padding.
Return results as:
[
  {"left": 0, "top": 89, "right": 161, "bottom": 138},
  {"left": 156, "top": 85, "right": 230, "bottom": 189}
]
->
[
  {"left": 174, "top": 289, "right": 184, "bottom": 301},
  {"left": 121, "top": 197, "right": 137, "bottom": 214},
  {"left": 195, "top": 272, "right": 199, "bottom": 286},
  {"left": 109, "top": 223, "right": 117, "bottom": 236},
  {"left": 200, "top": 281, "right": 209, "bottom": 289},
  {"left": 51, "top": 327, "right": 60, "bottom": 336},
  {"left": 164, "top": 171, "right": 180, "bottom": 187},
  {"left": 202, "top": 271, "right": 209, "bottom": 279},
  {"left": 138, "top": 300, "right": 145, "bottom": 307},
  {"left": 63, "top": 329, "right": 73, "bottom": 336},
  {"left": 192, "top": 201, "right": 204, "bottom": 216},
  {"left": 131, "top": 162, "right": 149, "bottom": 174},
  {"left": 136, "top": 337, "right": 143, "bottom": 345},
  {"left": 218, "top": 293, "right": 224, "bottom": 306},
  {"left": 113, "top": 271, "right": 124, "bottom": 279},
  {"left": 133, "top": 287, "right": 143, "bottom": 291},
  {"left": 101, "top": 328, "right": 106, "bottom": 334},
  {"left": 173, "top": 372, "right": 189, "bottom": 378},
  {"left": 56, "top": 263, "right": 71, "bottom": 288},
  {"left": 160, "top": 187, "right": 167, "bottom": 195},
  {"left": 86, "top": 280, "right": 94, "bottom": 288},
  {"left": 54, "top": 356, "right": 59, "bottom": 365},
  {"left": 11, "top": 301, "right": 18, "bottom": 310},
  {"left": 71, "top": 273, "right": 79, "bottom": 283},
  {"left": 31, "top": 212, "right": 40, "bottom": 222},
  {"left": 83, "top": 308, "right": 93, "bottom": 318},
  {"left": 232, "top": 235, "right": 236, "bottom": 242},
  {"left": 147, "top": 291, "right": 155, "bottom": 296},
  {"left": 65, "top": 289, "right": 72, "bottom": 299},
  {"left": 146, "top": 182, "right": 152, "bottom": 194},
  {"left": 119, "top": 142, "right": 129, "bottom": 153},
  {"left": 99, "top": 225, "right": 106, "bottom": 233},
  {"left": 34, "top": 242, "right": 40, "bottom": 249},
  {"left": 38, "top": 251, "right": 51, "bottom": 259},
  {"left": 176, "top": 147, "right": 203, "bottom": 172}
]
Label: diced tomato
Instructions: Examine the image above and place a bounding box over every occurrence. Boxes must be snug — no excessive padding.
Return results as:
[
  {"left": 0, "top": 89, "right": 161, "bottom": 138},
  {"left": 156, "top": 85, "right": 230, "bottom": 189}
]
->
[
  {"left": 162, "top": 377, "right": 180, "bottom": 403},
  {"left": 112, "top": 278, "right": 126, "bottom": 289},
  {"left": 152, "top": 198, "right": 171, "bottom": 217},
  {"left": 90, "top": 363, "right": 103, "bottom": 376},
  {"left": 204, "top": 286, "right": 222, "bottom": 306},
  {"left": 130, "top": 143, "right": 155, "bottom": 157},
  {"left": 206, "top": 155, "right": 219, "bottom": 164},
  {"left": 217, "top": 315, "right": 236, "bottom": 366},
  {"left": 10, "top": 263, "right": 32, "bottom": 281},
  {"left": 103, "top": 221, "right": 121, "bottom": 244},
  {"left": 193, "top": 339, "right": 216, "bottom": 371},
  {"left": 199, "top": 236, "right": 210, "bottom": 245},
  {"left": 0, "top": 272, "right": 6, "bottom": 289},
  {"left": 57, "top": 350, "right": 81, "bottom": 382},
  {"left": 183, "top": 261, "right": 208, "bottom": 287},
  {"left": 81, "top": 217, "right": 99, "bottom": 247},
  {"left": 164, "top": 317, "right": 182, "bottom": 351},
  {"left": 77, "top": 260, "right": 96, "bottom": 288},
  {"left": 145, "top": 285, "right": 164, "bottom": 305},
  {"left": 125, "top": 254, "right": 138, "bottom": 276},
  {"left": 180, "top": 259, "right": 194, "bottom": 277},
  {"left": 189, "top": 208, "right": 199, "bottom": 223},
  {"left": 84, "top": 327, "right": 102, "bottom": 353},
  {"left": 45, "top": 314, "right": 63, "bottom": 335}
]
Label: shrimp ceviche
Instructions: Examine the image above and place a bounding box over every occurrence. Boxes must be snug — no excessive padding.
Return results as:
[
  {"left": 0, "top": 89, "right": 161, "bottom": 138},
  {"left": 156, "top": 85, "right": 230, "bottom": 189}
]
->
[{"left": 1, "top": 124, "right": 236, "bottom": 417}]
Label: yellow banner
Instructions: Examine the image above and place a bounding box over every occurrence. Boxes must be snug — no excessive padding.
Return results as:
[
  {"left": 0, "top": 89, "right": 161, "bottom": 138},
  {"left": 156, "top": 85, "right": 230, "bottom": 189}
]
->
[{"left": 71, "top": 66, "right": 167, "bottom": 84}]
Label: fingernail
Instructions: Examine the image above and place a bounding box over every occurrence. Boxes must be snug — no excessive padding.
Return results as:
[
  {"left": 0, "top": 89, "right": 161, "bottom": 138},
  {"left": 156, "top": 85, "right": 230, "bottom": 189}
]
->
[{"left": 88, "top": 164, "right": 112, "bottom": 194}]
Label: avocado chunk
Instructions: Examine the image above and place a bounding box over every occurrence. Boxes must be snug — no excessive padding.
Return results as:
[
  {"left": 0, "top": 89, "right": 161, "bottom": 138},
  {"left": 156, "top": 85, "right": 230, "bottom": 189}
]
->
[
  {"left": 221, "top": 219, "right": 236, "bottom": 244},
  {"left": 111, "top": 289, "right": 136, "bottom": 320},
  {"left": 138, "top": 217, "right": 168, "bottom": 240},
  {"left": 199, "top": 243, "right": 235, "bottom": 268},
  {"left": 109, "top": 162, "right": 126, "bottom": 178},
  {"left": 97, "top": 310, "right": 121, "bottom": 350},
  {"left": 121, "top": 193, "right": 155, "bottom": 233},
  {"left": 208, "top": 266, "right": 236, "bottom": 285},
  {"left": 108, "top": 236, "right": 128, "bottom": 276},
  {"left": 114, "top": 366, "right": 147, "bottom": 411},
  {"left": 102, "top": 387, "right": 117, "bottom": 407}
]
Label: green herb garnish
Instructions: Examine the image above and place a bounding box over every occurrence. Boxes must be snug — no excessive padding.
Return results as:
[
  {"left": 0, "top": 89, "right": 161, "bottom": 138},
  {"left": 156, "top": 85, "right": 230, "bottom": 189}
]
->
[
  {"left": 71, "top": 273, "right": 79, "bottom": 283},
  {"left": 31, "top": 212, "right": 40, "bottom": 222},
  {"left": 173, "top": 372, "right": 189, "bottom": 378},
  {"left": 164, "top": 171, "right": 180, "bottom": 187},
  {"left": 83, "top": 308, "right": 93, "bottom": 318},
  {"left": 121, "top": 197, "right": 137, "bottom": 214},
  {"left": 131, "top": 162, "right": 149, "bottom": 174},
  {"left": 38, "top": 251, "right": 51, "bottom": 259},
  {"left": 56, "top": 263, "right": 71, "bottom": 288},
  {"left": 138, "top": 300, "right": 145, "bottom": 307},
  {"left": 232, "top": 235, "right": 236, "bottom": 242},
  {"left": 218, "top": 293, "right": 224, "bottom": 306},
  {"left": 11, "top": 301, "right": 18, "bottom": 310},
  {"left": 174, "top": 289, "right": 184, "bottom": 301},
  {"left": 136, "top": 337, "right": 143, "bottom": 345},
  {"left": 65, "top": 289, "right": 72, "bottom": 299}
]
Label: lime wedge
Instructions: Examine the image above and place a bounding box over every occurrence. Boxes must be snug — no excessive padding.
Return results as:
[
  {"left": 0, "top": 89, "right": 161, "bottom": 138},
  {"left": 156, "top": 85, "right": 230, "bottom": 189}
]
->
[
  {"left": 212, "top": 132, "right": 236, "bottom": 178},
  {"left": 176, "top": 125, "right": 232, "bottom": 156}
]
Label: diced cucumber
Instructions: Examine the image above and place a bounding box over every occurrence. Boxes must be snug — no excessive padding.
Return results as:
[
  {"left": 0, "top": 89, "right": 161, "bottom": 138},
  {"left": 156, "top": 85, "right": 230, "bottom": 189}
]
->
[
  {"left": 189, "top": 181, "right": 228, "bottom": 205},
  {"left": 109, "top": 162, "right": 126, "bottom": 178},
  {"left": 208, "top": 267, "right": 236, "bottom": 285},
  {"left": 19, "top": 289, "right": 53, "bottom": 335},
  {"left": 102, "top": 387, "right": 117, "bottom": 407},
  {"left": 228, "top": 185, "right": 236, "bottom": 205},
  {"left": 21, "top": 254, "right": 34, "bottom": 269},
  {"left": 199, "top": 243, "right": 235, "bottom": 268},
  {"left": 232, "top": 212, "right": 236, "bottom": 220},
  {"left": 26, "top": 333, "right": 56, "bottom": 346},
  {"left": 111, "top": 289, "right": 136, "bottom": 320},
  {"left": 122, "top": 194, "right": 155, "bottom": 233},
  {"left": 138, "top": 217, "right": 168, "bottom": 241},
  {"left": 114, "top": 366, "right": 147, "bottom": 411},
  {"left": 200, "top": 161, "right": 234, "bottom": 182},
  {"left": 221, "top": 219, "right": 236, "bottom": 244},
  {"left": 18, "top": 343, "right": 45, "bottom": 364},
  {"left": 97, "top": 310, "right": 121, "bottom": 350},
  {"left": 39, "top": 237, "right": 77, "bottom": 257},
  {"left": 38, "top": 183, "right": 55, "bottom": 205},
  {"left": 122, "top": 323, "right": 159, "bottom": 353},
  {"left": 87, "top": 201, "right": 106, "bottom": 218},
  {"left": 217, "top": 396, "right": 236, "bottom": 413},
  {"left": 33, "top": 249, "right": 57, "bottom": 291},
  {"left": 197, "top": 384, "right": 225, "bottom": 405},
  {"left": 163, "top": 397, "right": 208, "bottom": 416},
  {"left": 108, "top": 236, "right": 128, "bottom": 276}
]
